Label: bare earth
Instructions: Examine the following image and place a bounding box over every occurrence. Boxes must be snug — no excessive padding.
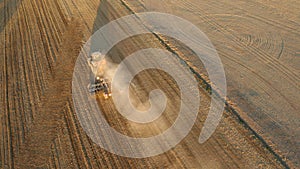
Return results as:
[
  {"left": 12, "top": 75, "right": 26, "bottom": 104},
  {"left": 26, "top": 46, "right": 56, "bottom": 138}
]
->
[{"left": 0, "top": 0, "right": 299, "bottom": 168}]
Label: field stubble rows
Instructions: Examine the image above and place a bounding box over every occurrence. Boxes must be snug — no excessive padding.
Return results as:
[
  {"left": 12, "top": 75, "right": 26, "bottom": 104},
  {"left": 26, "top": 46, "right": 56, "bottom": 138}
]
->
[{"left": 0, "top": 0, "right": 298, "bottom": 168}]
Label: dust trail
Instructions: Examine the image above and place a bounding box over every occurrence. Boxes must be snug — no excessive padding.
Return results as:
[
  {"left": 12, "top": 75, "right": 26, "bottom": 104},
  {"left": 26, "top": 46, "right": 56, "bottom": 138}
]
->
[{"left": 88, "top": 51, "right": 159, "bottom": 116}]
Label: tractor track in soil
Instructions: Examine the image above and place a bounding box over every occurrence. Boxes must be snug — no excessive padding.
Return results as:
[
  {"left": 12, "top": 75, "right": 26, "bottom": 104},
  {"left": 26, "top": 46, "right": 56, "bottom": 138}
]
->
[{"left": 0, "top": 0, "right": 298, "bottom": 168}]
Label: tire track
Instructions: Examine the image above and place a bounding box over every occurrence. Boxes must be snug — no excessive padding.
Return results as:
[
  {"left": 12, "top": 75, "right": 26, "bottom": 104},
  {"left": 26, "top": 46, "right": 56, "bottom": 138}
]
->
[
  {"left": 177, "top": 1, "right": 299, "bottom": 85},
  {"left": 1, "top": 0, "right": 73, "bottom": 167},
  {"left": 155, "top": 1, "right": 299, "bottom": 167},
  {"left": 1, "top": 0, "right": 294, "bottom": 168},
  {"left": 119, "top": 0, "right": 293, "bottom": 168},
  {"left": 13, "top": 19, "right": 83, "bottom": 168}
]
